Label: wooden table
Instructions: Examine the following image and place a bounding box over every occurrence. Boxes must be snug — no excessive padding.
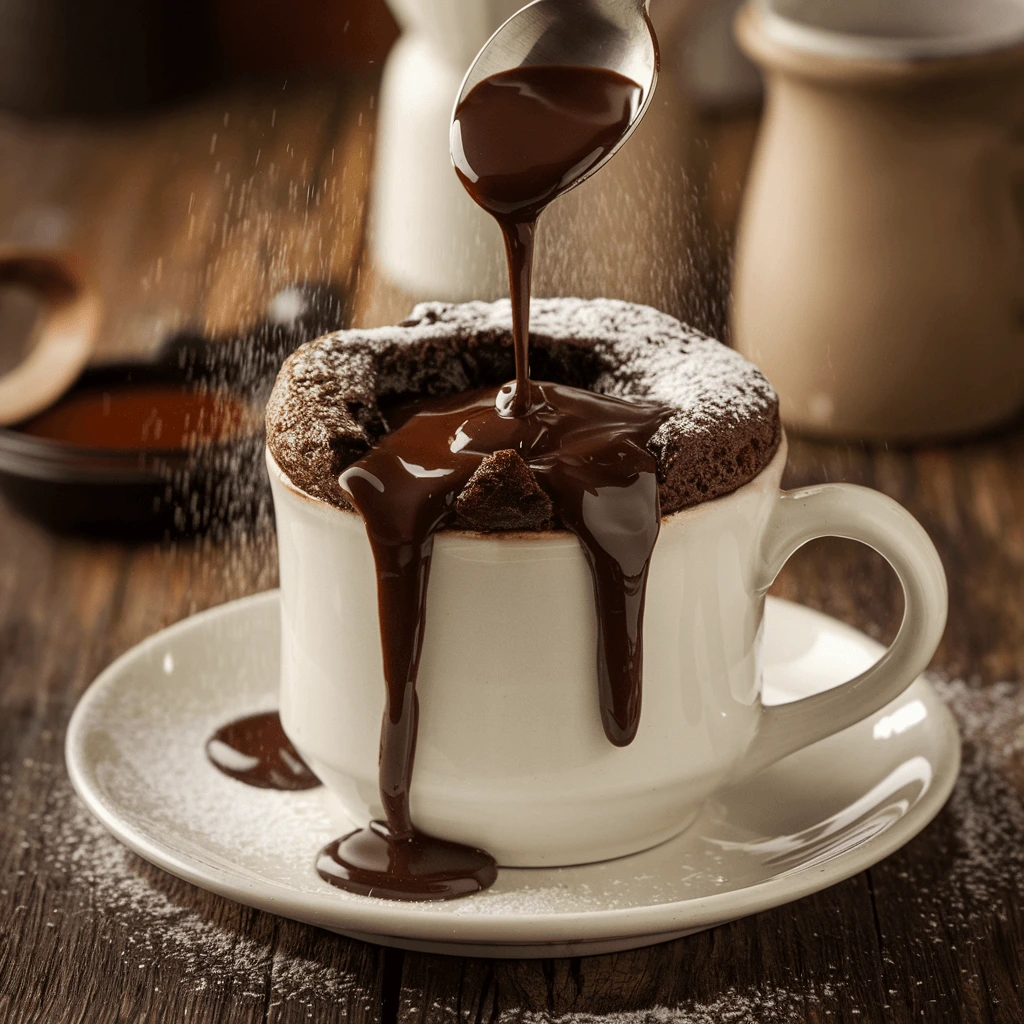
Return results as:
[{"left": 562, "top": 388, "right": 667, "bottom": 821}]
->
[{"left": 1, "top": 72, "right": 1022, "bottom": 1024}]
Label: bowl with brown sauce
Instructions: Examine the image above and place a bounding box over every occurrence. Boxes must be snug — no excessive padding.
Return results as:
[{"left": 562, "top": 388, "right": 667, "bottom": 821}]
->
[
  {"left": 0, "top": 361, "right": 266, "bottom": 539},
  {"left": 0, "top": 281, "right": 347, "bottom": 539}
]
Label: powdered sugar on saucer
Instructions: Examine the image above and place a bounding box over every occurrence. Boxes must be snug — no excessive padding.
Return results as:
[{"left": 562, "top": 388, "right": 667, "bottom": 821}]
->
[
  {"left": 47, "top": 606, "right": 1024, "bottom": 1015},
  {"left": 22, "top": 759, "right": 370, "bottom": 1008}
]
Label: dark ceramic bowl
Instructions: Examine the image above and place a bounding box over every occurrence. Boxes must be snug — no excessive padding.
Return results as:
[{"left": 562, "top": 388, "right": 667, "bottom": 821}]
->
[
  {"left": 0, "top": 282, "right": 347, "bottom": 539},
  {"left": 0, "top": 361, "right": 267, "bottom": 540}
]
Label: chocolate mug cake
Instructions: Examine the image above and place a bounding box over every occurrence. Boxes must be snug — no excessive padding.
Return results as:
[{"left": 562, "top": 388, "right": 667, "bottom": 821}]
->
[
  {"left": 214, "top": 58, "right": 781, "bottom": 901},
  {"left": 262, "top": 296, "right": 781, "bottom": 899},
  {"left": 266, "top": 298, "right": 781, "bottom": 525},
  {"left": 210, "top": 53, "right": 943, "bottom": 908}
]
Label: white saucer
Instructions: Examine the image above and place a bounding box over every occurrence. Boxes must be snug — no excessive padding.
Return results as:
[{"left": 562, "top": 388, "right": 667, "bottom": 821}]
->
[{"left": 66, "top": 593, "right": 960, "bottom": 958}]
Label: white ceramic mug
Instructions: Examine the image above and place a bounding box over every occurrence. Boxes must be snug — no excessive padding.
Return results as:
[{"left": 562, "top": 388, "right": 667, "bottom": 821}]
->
[{"left": 268, "top": 440, "right": 947, "bottom": 867}]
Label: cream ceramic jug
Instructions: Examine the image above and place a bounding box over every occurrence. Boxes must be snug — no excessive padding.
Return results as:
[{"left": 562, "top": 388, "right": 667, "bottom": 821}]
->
[{"left": 732, "top": 0, "right": 1024, "bottom": 441}]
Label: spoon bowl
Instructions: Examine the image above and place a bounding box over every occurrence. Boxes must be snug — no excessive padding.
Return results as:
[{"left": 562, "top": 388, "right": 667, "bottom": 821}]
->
[{"left": 452, "top": 0, "right": 659, "bottom": 194}]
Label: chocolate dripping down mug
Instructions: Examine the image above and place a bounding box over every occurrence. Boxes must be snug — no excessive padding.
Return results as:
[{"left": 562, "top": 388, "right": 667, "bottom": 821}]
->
[
  {"left": 267, "top": 438, "right": 947, "bottom": 867},
  {"left": 732, "top": 0, "right": 1024, "bottom": 441}
]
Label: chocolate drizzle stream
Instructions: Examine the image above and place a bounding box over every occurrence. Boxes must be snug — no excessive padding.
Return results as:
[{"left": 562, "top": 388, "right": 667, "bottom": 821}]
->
[
  {"left": 317, "top": 64, "right": 660, "bottom": 901},
  {"left": 452, "top": 65, "right": 643, "bottom": 416},
  {"left": 206, "top": 712, "right": 321, "bottom": 791}
]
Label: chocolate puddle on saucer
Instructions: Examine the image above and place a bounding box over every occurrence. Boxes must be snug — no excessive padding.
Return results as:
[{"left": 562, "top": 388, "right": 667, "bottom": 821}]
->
[
  {"left": 206, "top": 712, "right": 320, "bottom": 791},
  {"left": 311, "top": 63, "right": 669, "bottom": 902}
]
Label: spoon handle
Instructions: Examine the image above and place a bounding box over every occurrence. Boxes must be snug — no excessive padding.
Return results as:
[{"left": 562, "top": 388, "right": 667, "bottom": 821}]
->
[{"left": 0, "top": 249, "right": 100, "bottom": 426}]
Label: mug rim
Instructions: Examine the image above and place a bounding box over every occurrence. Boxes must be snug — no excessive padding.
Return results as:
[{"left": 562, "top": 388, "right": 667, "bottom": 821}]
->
[{"left": 265, "top": 436, "right": 788, "bottom": 541}]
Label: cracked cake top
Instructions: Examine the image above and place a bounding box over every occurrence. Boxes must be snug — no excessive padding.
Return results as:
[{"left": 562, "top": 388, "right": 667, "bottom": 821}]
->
[{"left": 265, "top": 297, "right": 781, "bottom": 528}]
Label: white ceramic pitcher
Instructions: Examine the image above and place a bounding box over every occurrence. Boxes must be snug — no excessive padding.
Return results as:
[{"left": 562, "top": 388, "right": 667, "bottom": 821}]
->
[{"left": 732, "top": 0, "right": 1024, "bottom": 441}]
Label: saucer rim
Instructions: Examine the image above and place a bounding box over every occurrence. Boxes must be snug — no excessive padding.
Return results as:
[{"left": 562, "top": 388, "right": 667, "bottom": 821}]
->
[{"left": 65, "top": 591, "right": 961, "bottom": 949}]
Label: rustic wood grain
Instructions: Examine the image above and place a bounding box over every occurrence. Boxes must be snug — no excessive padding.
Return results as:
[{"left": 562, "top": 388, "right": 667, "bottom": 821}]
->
[{"left": 1, "top": 72, "right": 1023, "bottom": 1024}]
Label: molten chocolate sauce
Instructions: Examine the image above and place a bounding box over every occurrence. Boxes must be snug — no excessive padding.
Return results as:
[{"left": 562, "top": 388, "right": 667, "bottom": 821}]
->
[
  {"left": 206, "top": 712, "right": 321, "bottom": 791},
  {"left": 316, "top": 64, "right": 664, "bottom": 902},
  {"left": 318, "top": 823, "right": 496, "bottom": 901},
  {"left": 452, "top": 65, "right": 643, "bottom": 415}
]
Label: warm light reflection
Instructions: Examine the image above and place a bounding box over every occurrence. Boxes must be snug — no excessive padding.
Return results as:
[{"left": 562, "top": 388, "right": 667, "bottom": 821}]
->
[
  {"left": 708, "top": 756, "right": 933, "bottom": 875},
  {"left": 873, "top": 700, "right": 927, "bottom": 741}
]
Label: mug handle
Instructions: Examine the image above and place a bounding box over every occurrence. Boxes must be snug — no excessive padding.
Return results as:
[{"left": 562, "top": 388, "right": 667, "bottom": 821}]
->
[
  {"left": 0, "top": 248, "right": 101, "bottom": 426},
  {"left": 735, "top": 483, "right": 948, "bottom": 781}
]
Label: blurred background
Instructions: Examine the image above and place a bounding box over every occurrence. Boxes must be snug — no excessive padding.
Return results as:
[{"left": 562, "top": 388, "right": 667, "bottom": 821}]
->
[
  {"left": 0, "top": 0, "right": 765, "bottom": 541},
  {"left": 4, "top": 0, "right": 1024, "bottom": 558},
  {"left": 0, "top": 0, "right": 754, "bottom": 362}
]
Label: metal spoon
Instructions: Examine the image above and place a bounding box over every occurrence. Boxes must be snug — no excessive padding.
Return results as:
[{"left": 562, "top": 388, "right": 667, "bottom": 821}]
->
[{"left": 452, "top": 0, "right": 659, "bottom": 192}]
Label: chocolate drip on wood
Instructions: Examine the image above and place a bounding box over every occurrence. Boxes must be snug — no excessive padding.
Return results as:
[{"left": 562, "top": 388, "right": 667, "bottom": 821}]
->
[
  {"left": 318, "top": 64, "right": 650, "bottom": 901},
  {"left": 206, "top": 712, "right": 321, "bottom": 791}
]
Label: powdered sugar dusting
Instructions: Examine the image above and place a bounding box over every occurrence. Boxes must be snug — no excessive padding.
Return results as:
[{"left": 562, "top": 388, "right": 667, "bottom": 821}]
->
[
  {"left": 918, "top": 677, "right": 1024, "bottom": 918},
  {"left": 396, "top": 987, "right": 832, "bottom": 1024},
  {"left": 26, "top": 761, "right": 371, "bottom": 1009},
  {"left": 265, "top": 298, "right": 780, "bottom": 516},
  {"left": 497, "top": 991, "right": 824, "bottom": 1023},
  {"left": 41, "top": 648, "right": 1023, "bottom": 1012}
]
